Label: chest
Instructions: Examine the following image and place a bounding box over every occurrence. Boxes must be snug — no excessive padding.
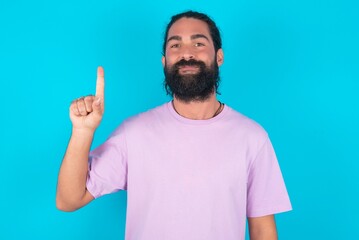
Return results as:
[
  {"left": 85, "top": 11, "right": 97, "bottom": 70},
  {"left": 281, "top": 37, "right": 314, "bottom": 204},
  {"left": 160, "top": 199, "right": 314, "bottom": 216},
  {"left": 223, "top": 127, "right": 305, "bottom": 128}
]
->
[{"left": 126, "top": 127, "right": 249, "bottom": 194}]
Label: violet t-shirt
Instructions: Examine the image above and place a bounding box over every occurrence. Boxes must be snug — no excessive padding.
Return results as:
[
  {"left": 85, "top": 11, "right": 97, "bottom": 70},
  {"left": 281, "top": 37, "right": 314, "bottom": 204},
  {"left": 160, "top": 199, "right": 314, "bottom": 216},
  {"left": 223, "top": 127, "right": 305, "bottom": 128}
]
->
[{"left": 86, "top": 102, "right": 292, "bottom": 240}]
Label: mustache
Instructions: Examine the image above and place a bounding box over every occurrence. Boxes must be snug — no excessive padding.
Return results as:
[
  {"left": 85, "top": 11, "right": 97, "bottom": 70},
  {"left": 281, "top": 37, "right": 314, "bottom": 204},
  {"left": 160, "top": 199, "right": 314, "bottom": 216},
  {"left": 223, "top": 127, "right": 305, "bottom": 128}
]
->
[{"left": 173, "top": 59, "right": 206, "bottom": 69}]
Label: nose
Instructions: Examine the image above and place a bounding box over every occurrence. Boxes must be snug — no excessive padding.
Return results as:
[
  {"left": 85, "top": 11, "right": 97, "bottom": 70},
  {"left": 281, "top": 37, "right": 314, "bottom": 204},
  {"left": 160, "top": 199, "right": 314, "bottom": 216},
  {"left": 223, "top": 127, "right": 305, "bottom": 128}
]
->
[{"left": 180, "top": 45, "right": 195, "bottom": 60}]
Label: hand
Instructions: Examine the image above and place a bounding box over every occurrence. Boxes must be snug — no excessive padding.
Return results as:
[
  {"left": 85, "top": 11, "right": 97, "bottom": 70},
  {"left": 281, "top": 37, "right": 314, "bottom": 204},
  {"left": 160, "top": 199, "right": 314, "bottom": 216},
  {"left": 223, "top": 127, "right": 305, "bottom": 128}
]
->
[{"left": 69, "top": 66, "right": 105, "bottom": 132}]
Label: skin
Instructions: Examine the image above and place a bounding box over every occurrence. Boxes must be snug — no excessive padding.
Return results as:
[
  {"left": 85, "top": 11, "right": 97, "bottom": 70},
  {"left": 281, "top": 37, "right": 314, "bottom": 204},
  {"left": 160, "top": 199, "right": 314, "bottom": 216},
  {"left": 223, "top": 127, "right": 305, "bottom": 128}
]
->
[
  {"left": 56, "top": 17, "right": 278, "bottom": 239},
  {"left": 248, "top": 215, "right": 278, "bottom": 240},
  {"left": 162, "top": 17, "right": 224, "bottom": 120},
  {"left": 55, "top": 67, "right": 103, "bottom": 211}
]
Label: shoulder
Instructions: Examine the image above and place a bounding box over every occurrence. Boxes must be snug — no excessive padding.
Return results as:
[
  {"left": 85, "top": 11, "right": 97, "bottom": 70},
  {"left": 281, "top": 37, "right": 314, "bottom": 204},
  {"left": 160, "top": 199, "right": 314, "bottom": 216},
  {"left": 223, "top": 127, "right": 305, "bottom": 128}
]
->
[
  {"left": 126, "top": 102, "right": 169, "bottom": 126},
  {"left": 111, "top": 102, "right": 169, "bottom": 136},
  {"left": 225, "top": 106, "right": 268, "bottom": 135},
  {"left": 223, "top": 105, "right": 269, "bottom": 146}
]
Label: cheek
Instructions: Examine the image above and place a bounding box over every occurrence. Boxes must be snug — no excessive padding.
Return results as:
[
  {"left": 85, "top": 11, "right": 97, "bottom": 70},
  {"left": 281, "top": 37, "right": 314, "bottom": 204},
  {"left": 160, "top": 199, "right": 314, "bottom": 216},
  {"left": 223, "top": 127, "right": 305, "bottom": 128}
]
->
[
  {"left": 198, "top": 52, "right": 215, "bottom": 65},
  {"left": 164, "top": 54, "right": 177, "bottom": 66}
]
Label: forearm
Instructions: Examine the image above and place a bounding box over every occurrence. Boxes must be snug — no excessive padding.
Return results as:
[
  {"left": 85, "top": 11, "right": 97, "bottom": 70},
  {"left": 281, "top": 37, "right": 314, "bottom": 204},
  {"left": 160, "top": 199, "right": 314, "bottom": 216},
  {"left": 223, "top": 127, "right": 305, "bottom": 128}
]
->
[{"left": 56, "top": 129, "right": 94, "bottom": 210}]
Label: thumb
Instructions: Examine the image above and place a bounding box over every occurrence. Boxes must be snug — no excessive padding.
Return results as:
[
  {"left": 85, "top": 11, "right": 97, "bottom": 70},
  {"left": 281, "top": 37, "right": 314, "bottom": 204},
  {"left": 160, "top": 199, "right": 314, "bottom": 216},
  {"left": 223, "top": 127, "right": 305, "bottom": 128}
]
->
[{"left": 92, "top": 97, "right": 103, "bottom": 116}]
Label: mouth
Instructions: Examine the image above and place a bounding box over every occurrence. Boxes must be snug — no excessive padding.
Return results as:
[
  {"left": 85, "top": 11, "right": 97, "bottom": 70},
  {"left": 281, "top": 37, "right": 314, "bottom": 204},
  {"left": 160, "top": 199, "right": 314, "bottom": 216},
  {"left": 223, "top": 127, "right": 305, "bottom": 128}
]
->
[{"left": 178, "top": 65, "right": 199, "bottom": 74}]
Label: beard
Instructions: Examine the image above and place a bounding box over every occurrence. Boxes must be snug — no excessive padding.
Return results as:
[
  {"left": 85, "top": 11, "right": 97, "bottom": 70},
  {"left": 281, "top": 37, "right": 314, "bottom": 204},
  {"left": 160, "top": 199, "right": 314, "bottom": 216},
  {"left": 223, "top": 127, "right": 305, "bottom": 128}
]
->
[{"left": 164, "top": 58, "right": 220, "bottom": 103}]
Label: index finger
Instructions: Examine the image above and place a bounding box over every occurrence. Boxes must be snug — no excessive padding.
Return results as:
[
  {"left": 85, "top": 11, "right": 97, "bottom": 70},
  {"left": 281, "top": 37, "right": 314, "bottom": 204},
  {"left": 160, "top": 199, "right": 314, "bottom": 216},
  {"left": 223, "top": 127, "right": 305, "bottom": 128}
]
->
[{"left": 96, "top": 66, "right": 105, "bottom": 98}]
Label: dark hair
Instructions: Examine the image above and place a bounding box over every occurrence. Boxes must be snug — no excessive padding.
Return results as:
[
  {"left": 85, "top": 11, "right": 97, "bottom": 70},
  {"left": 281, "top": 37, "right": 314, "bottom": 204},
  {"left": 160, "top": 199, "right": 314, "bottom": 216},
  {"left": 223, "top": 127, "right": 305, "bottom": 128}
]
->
[{"left": 162, "top": 11, "right": 222, "bottom": 56}]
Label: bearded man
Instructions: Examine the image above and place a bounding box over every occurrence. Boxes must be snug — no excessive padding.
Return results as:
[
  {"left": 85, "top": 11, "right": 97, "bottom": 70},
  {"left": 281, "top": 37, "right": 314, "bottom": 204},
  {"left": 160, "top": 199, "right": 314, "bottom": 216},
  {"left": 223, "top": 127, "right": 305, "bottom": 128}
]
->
[{"left": 56, "top": 11, "right": 292, "bottom": 240}]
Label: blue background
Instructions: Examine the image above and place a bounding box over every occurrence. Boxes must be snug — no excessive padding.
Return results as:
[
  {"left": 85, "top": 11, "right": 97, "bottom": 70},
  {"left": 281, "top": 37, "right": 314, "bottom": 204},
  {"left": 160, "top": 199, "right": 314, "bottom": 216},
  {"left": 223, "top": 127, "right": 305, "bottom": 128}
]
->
[{"left": 0, "top": 0, "right": 358, "bottom": 239}]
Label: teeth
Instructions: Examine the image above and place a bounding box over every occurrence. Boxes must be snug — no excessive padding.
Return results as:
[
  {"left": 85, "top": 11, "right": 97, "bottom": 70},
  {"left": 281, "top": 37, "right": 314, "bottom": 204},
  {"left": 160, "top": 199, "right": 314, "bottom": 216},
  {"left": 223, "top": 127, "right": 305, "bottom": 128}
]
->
[{"left": 181, "top": 70, "right": 196, "bottom": 74}]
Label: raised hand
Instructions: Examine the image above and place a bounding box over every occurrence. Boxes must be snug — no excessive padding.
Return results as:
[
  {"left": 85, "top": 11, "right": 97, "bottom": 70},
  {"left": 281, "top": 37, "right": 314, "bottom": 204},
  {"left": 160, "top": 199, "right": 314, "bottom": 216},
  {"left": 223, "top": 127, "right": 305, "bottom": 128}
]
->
[{"left": 69, "top": 66, "right": 105, "bottom": 132}]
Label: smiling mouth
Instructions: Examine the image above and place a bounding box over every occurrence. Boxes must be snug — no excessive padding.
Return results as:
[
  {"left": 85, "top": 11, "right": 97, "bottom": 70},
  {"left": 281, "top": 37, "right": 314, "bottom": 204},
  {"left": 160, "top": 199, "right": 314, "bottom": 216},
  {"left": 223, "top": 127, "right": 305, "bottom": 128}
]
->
[{"left": 178, "top": 66, "right": 199, "bottom": 74}]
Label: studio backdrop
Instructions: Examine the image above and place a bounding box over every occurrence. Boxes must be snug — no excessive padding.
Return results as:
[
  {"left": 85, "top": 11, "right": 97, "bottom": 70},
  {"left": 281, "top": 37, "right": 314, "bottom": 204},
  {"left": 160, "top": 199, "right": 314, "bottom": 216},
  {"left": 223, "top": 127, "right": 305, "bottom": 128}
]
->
[{"left": 0, "top": 0, "right": 358, "bottom": 239}]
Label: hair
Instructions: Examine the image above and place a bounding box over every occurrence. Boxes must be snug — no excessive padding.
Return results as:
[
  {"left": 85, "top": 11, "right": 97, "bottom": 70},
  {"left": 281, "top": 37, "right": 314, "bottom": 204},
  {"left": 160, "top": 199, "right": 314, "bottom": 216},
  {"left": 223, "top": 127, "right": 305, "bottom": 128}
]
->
[{"left": 162, "top": 10, "right": 222, "bottom": 56}]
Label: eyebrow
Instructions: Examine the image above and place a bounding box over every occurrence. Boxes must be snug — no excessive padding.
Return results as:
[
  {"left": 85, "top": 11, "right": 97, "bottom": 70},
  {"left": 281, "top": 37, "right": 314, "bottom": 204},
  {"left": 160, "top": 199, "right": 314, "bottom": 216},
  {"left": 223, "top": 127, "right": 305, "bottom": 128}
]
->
[
  {"left": 191, "top": 34, "right": 210, "bottom": 41},
  {"left": 167, "top": 34, "right": 210, "bottom": 43}
]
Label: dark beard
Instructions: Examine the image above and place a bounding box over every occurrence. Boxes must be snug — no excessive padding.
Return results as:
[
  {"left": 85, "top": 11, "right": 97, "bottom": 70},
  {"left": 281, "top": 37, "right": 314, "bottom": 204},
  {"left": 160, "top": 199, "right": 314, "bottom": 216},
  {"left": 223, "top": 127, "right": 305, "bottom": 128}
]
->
[{"left": 164, "top": 58, "right": 220, "bottom": 103}]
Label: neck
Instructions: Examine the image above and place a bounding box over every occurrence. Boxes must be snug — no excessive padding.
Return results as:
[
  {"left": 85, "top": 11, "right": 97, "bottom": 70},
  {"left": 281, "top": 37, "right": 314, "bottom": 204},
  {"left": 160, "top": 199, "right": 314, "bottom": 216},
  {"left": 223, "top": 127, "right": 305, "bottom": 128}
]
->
[{"left": 172, "top": 94, "right": 222, "bottom": 120}]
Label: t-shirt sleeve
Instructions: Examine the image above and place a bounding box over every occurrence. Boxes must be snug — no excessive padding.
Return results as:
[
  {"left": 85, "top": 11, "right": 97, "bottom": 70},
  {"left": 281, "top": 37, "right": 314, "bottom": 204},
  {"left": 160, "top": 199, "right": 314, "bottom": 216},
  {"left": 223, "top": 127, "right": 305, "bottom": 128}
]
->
[
  {"left": 86, "top": 124, "right": 128, "bottom": 199},
  {"left": 246, "top": 136, "right": 292, "bottom": 217}
]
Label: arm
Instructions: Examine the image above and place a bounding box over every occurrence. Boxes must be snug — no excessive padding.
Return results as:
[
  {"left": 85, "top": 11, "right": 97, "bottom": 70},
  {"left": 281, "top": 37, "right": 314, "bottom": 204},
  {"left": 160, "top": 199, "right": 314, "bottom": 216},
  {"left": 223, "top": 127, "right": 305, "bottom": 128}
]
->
[
  {"left": 56, "top": 67, "right": 105, "bottom": 212},
  {"left": 248, "top": 215, "right": 278, "bottom": 240},
  {"left": 56, "top": 129, "right": 95, "bottom": 211}
]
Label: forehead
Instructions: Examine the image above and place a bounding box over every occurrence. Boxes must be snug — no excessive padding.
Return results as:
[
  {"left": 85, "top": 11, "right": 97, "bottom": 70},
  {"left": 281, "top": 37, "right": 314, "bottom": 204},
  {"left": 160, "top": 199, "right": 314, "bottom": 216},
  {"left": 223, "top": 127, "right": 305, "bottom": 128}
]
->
[{"left": 167, "top": 17, "right": 212, "bottom": 41}]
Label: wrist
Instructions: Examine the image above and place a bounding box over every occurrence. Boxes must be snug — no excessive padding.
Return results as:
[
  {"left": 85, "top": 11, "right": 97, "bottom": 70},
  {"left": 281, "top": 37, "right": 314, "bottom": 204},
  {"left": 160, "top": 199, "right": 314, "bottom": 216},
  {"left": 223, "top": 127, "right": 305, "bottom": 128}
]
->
[{"left": 71, "top": 127, "right": 95, "bottom": 138}]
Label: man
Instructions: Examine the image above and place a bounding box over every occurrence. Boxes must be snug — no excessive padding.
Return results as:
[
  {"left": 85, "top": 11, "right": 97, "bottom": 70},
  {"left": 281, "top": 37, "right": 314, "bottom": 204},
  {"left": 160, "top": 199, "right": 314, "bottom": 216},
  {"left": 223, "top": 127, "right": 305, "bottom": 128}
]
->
[{"left": 56, "top": 11, "right": 292, "bottom": 240}]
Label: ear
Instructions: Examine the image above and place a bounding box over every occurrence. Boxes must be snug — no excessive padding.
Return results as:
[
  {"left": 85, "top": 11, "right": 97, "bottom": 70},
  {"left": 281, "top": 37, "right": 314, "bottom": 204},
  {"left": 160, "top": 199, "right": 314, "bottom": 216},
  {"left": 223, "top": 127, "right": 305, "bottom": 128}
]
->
[
  {"left": 216, "top": 49, "right": 224, "bottom": 67},
  {"left": 162, "top": 56, "right": 165, "bottom": 67}
]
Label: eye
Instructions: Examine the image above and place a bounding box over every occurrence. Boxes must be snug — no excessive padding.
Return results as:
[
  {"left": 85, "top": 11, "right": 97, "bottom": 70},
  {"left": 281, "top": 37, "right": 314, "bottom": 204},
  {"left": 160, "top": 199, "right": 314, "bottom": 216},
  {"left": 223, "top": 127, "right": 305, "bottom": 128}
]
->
[
  {"left": 170, "top": 43, "right": 180, "bottom": 48},
  {"left": 194, "top": 42, "right": 205, "bottom": 47}
]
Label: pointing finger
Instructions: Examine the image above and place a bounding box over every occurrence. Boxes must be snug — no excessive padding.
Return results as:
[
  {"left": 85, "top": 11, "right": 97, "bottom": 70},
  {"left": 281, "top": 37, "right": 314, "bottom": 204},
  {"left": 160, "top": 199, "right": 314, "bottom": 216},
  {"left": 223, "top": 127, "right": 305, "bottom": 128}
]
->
[{"left": 96, "top": 66, "right": 105, "bottom": 99}]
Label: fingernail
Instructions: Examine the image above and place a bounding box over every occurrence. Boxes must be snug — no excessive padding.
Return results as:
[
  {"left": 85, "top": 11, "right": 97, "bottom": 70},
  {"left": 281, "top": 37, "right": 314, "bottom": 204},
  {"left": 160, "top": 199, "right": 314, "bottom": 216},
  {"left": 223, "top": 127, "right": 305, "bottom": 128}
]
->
[{"left": 98, "top": 66, "right": 104, "bottom": 75}]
